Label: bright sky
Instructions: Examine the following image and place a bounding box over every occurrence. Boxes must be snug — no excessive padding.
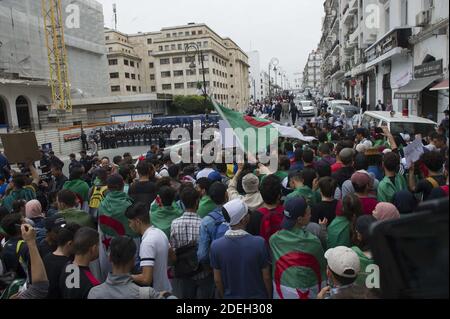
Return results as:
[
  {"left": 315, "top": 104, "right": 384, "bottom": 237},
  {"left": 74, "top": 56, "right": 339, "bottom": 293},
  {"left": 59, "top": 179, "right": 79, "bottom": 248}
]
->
[{"left": 96, "top": 0, "right": 324, "bottom": 83}]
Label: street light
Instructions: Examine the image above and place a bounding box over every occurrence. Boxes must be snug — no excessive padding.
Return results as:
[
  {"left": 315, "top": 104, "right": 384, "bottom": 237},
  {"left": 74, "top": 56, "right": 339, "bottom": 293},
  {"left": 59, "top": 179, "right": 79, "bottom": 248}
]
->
[
  {"left": 185, "top": 42, "right": 208, "bottom": 111},
  {"left": 268, "top": 57, "right": 279, "bottom": 99}
]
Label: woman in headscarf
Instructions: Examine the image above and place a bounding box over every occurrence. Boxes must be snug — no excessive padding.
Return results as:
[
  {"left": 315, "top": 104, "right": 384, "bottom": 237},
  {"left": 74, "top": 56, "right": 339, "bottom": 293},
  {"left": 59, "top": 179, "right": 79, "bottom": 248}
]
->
[
  {"left": 393, "top": 191, "right": 417, "bottom": 215},
  {"left": 372, "top": 202, "right": 400, "bottom": 221},
  {"left": 25, "top": 199, "right": 47, "bottom": 244}
]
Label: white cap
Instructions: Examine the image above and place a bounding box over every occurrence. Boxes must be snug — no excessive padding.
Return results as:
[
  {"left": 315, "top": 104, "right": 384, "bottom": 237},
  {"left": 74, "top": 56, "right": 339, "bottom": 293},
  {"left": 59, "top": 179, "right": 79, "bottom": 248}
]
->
[
  {"left": 325, "top": 246, "right": 360, "bottom": 278},
  {"left": 223, "top": 199, "right": 248, "bottom": 226}
]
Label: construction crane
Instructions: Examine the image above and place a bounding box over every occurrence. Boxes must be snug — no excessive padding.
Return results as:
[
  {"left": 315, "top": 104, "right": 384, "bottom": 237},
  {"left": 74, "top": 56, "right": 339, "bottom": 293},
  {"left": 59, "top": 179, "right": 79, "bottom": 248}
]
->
[{"left": 41, "top": 0, "right": 72, "bottom": 112}]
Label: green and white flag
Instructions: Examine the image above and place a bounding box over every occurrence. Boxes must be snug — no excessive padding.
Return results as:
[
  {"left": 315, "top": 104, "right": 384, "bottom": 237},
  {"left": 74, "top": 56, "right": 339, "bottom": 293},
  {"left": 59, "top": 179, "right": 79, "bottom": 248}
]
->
[{"left": 269, "top": 228, "right": 327, "bottom": 299}]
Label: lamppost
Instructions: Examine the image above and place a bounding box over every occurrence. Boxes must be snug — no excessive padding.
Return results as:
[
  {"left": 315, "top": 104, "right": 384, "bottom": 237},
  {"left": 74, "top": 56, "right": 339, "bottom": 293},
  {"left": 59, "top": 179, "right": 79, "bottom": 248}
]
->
[
  {"left": 185, "top": 42, "right": 208, "bottom": 111},
  {"left": 268, "top": 57, "right": 279, "bottom": 99}
]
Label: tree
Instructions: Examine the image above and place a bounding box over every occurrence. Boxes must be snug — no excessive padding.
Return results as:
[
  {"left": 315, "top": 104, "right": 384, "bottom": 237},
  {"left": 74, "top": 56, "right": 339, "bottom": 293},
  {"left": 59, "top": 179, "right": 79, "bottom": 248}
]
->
[{"left": 169, "top": 95, "right": 213, "bottom": 115}]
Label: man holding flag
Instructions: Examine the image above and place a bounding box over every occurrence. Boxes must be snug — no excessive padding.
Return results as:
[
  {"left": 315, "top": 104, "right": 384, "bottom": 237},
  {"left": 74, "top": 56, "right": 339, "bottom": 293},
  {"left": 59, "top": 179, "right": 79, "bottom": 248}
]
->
[{"left": 269, "top": 197, "right": 327, "bottom": 299}]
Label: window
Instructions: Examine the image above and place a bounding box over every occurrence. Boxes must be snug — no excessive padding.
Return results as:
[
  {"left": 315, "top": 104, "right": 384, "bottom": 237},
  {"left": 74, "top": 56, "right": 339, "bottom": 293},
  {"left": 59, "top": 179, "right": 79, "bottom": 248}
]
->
[
  {"left": 124, "top": 59, "right": 129, "bottom": 66},
  {"left": 105, "top": 36, "right": 110, "bottom": 41},
  {"left": 231, "top": 85, "right": 234, "bottom": 88},
  {"left": 186, "top": 56, "right": 195, "bottom": 63},
  {"left": 161, "top": 71, "right": 171, "bottom": 78},
  {"left": 213, "top": 81, "right": 217, "bottom": 87},
  {"left": 151, "top": 86, "right": 156, "bottom": 92},
  {"left": 171, "top": 44, "right": 176, "bottom": 50},
  {"left": 164, "top": 45, "right": 170, "bottom": 51},
  {"left": 138, "top": 74, "right": 140, "bottom": 80},
  {"left": 149, "top": 62, "right": 154, "bottom": 68},
  {"left": 178, "top": 44, "right": 183, "bottom": 50},
  {"left": 185, "top": 31, "right": 190, "bottom": 36},
  {"left": 213, "top": 69, "right": 216, "bottom": 75},
  {"left": 130, "top": 61, "right": 135, "bottom": 67},
  {"left": 132, "top": 86, "right": 137, "bottom": 92},
  {"left": 186, "top": 69, "right": 196, "bottom": 76},
  {"left": 147, "top": 38, "right": 152, "bottom": 44},
  {"left": 197, "top": 42, "right": 202, "bottom": 47},
  {"left": 160, "top": 58, "right": 170, "bottom": 65},
  {"left": 125, "top": 73, "right": 130, "bottom": 78},
  {"left": 111, "top": 85, "right": 120, "bottom": 92},
  {"left": 137, "top": 63, "right": 139, "bottom": 68},
  {"left": 174, "top": 70, "right": 184, "bottom": 77},
  {"left": 131, "top": 74, "right": 136, "bottom": 80},
  {"left": 148, "top": 50, "right": 153, "bottom": 56},
  {"left": 162, "top": 84, "right": 172, "bottom": 90},
  {"left": 201, "top": 55, "right": 209, "bottom": 62},
  {"left": 159, "top": 46, "right": 163, "bottom": 51},
  {"left": 166, "top": 33, "right": 171, "bottom": 38},
  {"left": 199, "top": 68, "right": 209, "bottom": 75},
  {"left": 178, "top": 32, "right": 183, "bottom": 36},
  {"left": 173, "top": 57, "right": 183, "bottom": 64},
  {"left": 198, "top": 30, "right": 203, "bottom": 35},
  {"left": 192, "top": 31, "right": 196, "bottom": 35},
  {"left": 150, "top": 74, "right": 155, "bottom": 80},
  {"left": 109, "top": 72, "right": 119, "bottom": 79},
  {"left": 108, "top": 47, "right": 113, "bottom": 52},
  {"left": 175, "top": 83, "right": 184, "bottom": 89},
  {"left": 187, "top": 82, "right": 197, "bottom": 88},
  {"left": 109, "top": 59, "right": 118, "bottom": 65},
  {"left": 230, "top": 74, "right": 233, "bottom": 78},
  {"left": 212, "top": 56, "right": 215, "bottom": 62},
  {"left": 126, "top": 85, "right": 131, "bottom": 91},
  {"left": 139, "top": 87, "right": 142, "bottom": 92},
  {"left": 230, "top": 63, "right": 233, "bottom": 67}
]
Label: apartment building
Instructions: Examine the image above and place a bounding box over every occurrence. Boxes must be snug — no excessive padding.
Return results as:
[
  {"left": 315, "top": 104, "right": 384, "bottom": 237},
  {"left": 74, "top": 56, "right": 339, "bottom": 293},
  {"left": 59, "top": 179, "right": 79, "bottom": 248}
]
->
[
  {"left": 105, "top": 23, "right": 249, "bottom": 111},
  {"left": 302, "top": 50, "right": 322, "bottom": 91},
  {"left": 317, "top": 0, "right": 448, "bottom": 122}
]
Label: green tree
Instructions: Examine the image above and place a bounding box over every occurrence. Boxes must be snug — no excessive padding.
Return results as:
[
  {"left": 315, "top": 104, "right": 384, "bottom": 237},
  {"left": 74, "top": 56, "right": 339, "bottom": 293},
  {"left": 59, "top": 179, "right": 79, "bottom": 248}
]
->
[{"left": 169, "top": 95, "right": 213, "bottom": 115}]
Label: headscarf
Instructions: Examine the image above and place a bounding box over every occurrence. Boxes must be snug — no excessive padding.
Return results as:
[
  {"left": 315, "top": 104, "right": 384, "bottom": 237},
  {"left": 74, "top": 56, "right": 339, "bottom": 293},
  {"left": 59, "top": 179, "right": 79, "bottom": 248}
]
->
[
  {"left": 393, "top": 191, "right": 417, "bottom": 215},
  {"left": 373, "top": 202, "right": 400, "bottom": 221},
  {"left": 25, "top": 199, "right": 44, "bottom": 219}
]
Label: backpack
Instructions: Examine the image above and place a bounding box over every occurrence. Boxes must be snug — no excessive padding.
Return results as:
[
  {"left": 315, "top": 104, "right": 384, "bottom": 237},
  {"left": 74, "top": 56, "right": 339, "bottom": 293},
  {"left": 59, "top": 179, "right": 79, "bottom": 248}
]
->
[
  {"left": 89, "top": 185, "right": 108, "bottom": 209},
  {"left": 259, "top": 207, "right": 284, "bottom": 243},
  {"left": 208, "top": 210, "right": 229, "bottom": 241}
]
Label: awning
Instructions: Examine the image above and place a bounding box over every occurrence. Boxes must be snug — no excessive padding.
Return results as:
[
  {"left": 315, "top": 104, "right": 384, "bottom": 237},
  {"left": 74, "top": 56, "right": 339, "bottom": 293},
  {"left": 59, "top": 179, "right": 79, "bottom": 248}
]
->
[
  {"left": 394, "top": 76, "right": 441, "bottom": 99},
  {"left": 430, "top": 79, "right": 449, "bottom": 91}
]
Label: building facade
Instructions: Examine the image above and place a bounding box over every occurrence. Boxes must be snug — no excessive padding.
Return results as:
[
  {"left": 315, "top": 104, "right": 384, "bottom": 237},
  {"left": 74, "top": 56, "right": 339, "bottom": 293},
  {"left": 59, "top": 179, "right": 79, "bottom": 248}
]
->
[
  {"left": 105, "top": 23, "right": 250, "bottom": 112},
  {"left": 317, "top": 0, "right": 448, "bottom": 123},
  {"left": 302, "top": 50, "right": 322, "bottom": 91},
  {"left": 0, "top": 0, "right": 109, "bottom": 130}
]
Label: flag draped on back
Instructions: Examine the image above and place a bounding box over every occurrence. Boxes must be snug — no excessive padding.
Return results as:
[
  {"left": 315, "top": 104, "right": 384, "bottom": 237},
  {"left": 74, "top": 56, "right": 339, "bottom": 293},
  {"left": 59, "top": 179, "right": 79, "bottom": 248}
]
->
[{"left": 269, "top": 228, "right": 327, "bottom": 299}]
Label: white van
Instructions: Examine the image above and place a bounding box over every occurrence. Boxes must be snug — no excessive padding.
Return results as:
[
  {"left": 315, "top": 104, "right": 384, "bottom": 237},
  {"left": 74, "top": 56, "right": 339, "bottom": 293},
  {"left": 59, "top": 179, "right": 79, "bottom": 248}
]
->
[
  {"left": 327, "top": 100, "right": 351, "bottom": 113},
  {"left": 360, "top": 111, "right": 437, "bottom": 136}
]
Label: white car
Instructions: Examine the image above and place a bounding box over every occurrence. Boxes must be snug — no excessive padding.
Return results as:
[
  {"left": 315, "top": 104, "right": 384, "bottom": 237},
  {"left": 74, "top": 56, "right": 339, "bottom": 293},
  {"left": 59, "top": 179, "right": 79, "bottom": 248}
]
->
[
  {"left": 360, "top": 111, "right": 437, "bottom": 136},
  {"left": 296, "top": 100, "right": 316, "bottom": 116},
  {"left": 327, "top": 100, "right": 351, "bottom": 113}
]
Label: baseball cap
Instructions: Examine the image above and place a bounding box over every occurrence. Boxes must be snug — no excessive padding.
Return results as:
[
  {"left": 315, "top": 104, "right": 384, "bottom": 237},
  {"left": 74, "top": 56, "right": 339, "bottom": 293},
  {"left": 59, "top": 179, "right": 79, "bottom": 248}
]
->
[
  {"left": 222, "top": 199, "right": 248, "bottom": 226},
  {"left": 208, "top": 171, "right": 222, "bottom": 183},
  {"left": 325, "top": 246, "right": 360, "bottom": 278},
  {"left": 44, "top": 214, "right": 67, "bottom": 232},
  {"left": 351, "top": 170, "right": 372, "bottom": 188},
  {"left": 281, "top": 197, "right": 308, "bottom": 230}
]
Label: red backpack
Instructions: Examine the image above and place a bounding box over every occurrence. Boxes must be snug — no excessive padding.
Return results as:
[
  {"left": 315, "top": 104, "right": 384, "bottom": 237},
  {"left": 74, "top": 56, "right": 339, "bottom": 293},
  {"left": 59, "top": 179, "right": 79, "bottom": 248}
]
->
[{"left": 258, "top": 206, "right": 285, "bottom": 243}]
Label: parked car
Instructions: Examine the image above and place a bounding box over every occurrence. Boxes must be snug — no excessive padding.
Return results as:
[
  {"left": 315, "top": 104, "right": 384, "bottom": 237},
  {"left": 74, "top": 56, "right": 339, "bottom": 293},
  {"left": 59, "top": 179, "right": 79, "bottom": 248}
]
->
[
  {"left": 296, "top": 100, "right": 316, "bottom": 117},
  {"left": 360, "top": 111, "right": 437, "bottom": 136}
]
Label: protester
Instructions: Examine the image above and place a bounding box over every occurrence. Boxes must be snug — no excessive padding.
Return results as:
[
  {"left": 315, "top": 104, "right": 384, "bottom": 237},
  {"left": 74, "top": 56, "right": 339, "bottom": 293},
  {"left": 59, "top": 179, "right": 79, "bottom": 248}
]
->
[
  {"left": 372, "top": 202, "right": 400, "bottom": 221},
  {"left": 128, "top": 160, "right": 157, "bottom": 206},
  {"left": 377, "top": 152, "right": 407, "bottom": 202},
  {"left": 228, "top": 164, "right": 264, "bottom": 210},
  {"left": 210, "top": 199, "right": 272, "bottom": 299},
  {"left": 351, "top": 215, "right": 376, "bottom": 287},
  {"left": 62, "top": 167, "right": 90, "bottom": 209},
  {"left": 60, "top": 227, "right": 100, "bottom": 299},
  {"left": 125, "top": 202, "right": 173, "bottom": 292},
  {"left": 151, "top": 185, "right": 182, "bottom": 238},
  {"left": 170, "top": 187, "right": 214, "bottom": 299},
  {"left": 56, "top": 190, "right": 95, "bottom": 228},
  {"left": 269, "top": 197, "right": 327, "bottom": 299},
  {"left": 311, "top": 177, "right": 338, "bottom": 224},
  {"left": 196, "top": 178, "right": 217, "bottom": 218}
]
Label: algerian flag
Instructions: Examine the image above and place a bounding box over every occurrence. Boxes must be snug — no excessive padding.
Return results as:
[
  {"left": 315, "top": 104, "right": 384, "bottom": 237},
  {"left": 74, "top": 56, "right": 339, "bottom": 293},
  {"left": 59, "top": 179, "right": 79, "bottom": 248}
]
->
[
  {"left": 213, "top": 100, "right": 315, "bottom": 156},
  {"left": 213, "top": 100, "right": 279, "bottom": 156},
  {"left": 269, "top": 228, "right": 327, "bottom": 299}
]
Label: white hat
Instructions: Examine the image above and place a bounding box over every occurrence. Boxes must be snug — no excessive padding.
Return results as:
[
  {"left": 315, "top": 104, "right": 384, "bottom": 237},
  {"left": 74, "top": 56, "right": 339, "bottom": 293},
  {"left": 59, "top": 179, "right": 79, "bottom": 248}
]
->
[
  {"left": 325, "top": 246, "right": 360, "bottom": 278},
  {"left": 355, "top": 143, "right": 368, "bottom": 154},
  {"left": 223, "top": 199, "right": 248, "bottom": 226}
]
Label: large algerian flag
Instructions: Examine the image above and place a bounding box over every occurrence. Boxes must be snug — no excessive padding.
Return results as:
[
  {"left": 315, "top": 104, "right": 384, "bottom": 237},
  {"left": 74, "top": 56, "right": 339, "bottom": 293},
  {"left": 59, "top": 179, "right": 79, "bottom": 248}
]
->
[
  {"left": 213, "top": 100, "right": 315, "bottom": 156},
  {"left": 269, "top": 228, "right": 327, "bottom": 299}
]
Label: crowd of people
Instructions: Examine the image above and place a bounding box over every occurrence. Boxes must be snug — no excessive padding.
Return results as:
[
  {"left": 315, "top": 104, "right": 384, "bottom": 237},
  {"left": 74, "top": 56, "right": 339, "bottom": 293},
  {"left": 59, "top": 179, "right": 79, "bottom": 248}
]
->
[{"left": 0, "top": 106, "right": 448, "bottom": 299}]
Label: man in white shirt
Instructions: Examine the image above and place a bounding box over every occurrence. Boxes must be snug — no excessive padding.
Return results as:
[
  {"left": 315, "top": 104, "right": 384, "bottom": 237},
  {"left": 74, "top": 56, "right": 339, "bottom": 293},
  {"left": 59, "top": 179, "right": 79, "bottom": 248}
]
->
[{"left": 125, "top": 202, "right": 174, "bottom": 292}]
